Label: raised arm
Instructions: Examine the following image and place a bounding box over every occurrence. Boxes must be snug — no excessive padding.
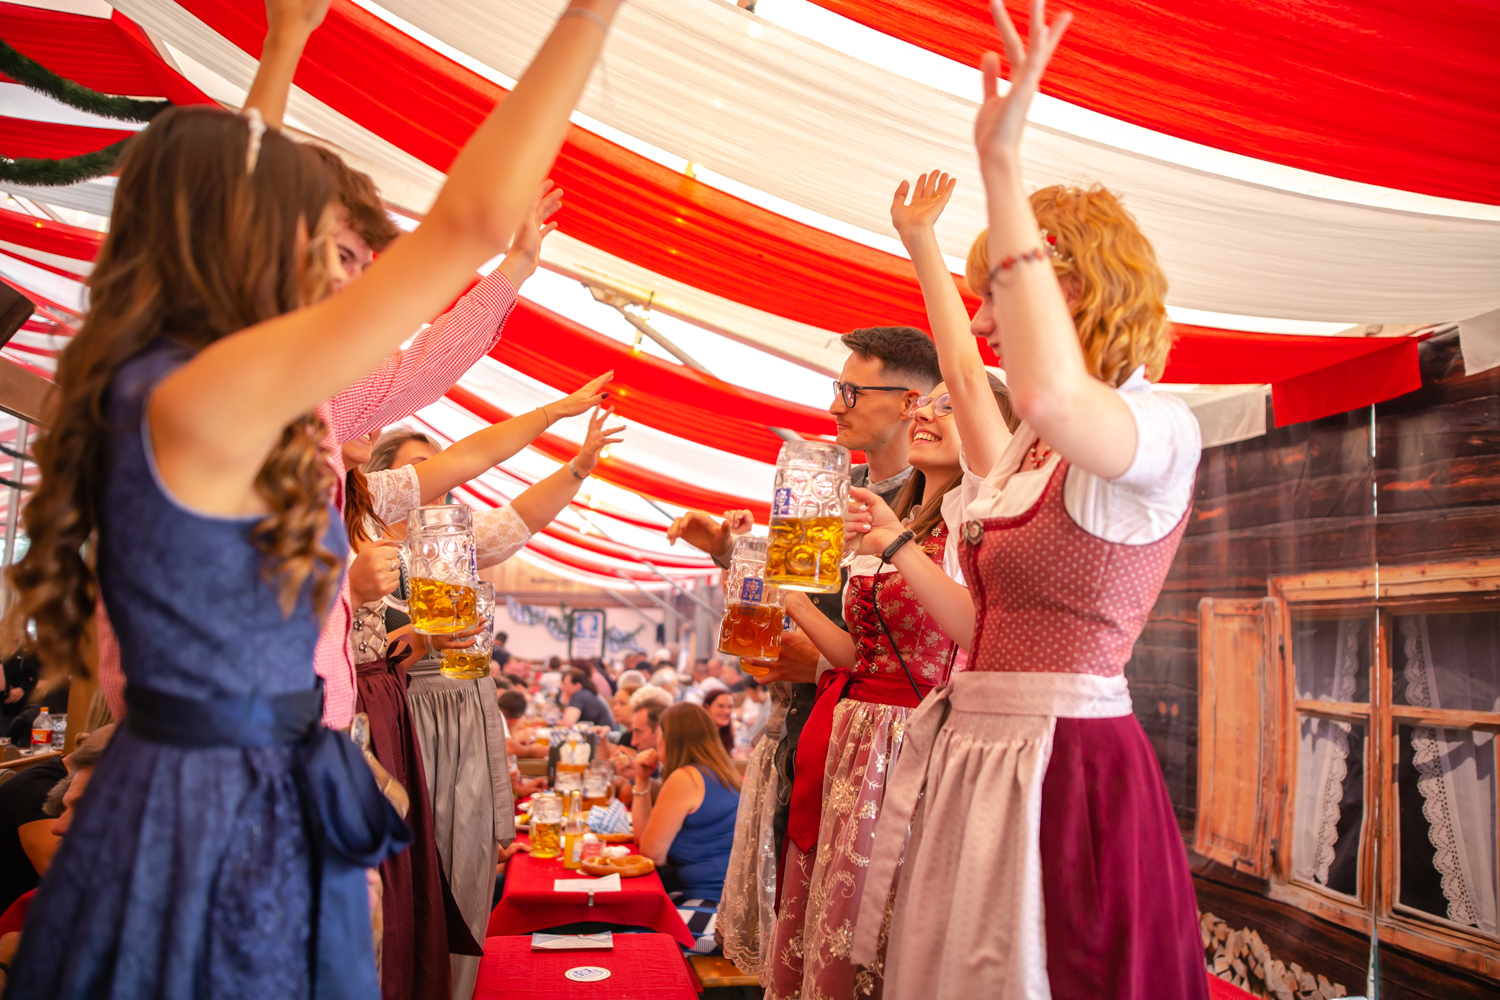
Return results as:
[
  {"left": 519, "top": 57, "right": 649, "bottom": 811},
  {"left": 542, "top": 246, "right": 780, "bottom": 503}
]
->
[
  {"left": 977, "top": 0, "right": 1134, "bottom": 479},
  {"left": 412, "top": 371, "right": 613, "bottom": 504},
  {"left": 892, "top": 172, "right": 1011, "bottom": 477},
  {"left": 508, "top": 406, "right": 625, "bottom": 533},
  {"left": 243, "top": 0, "right": 329, "bottom": 132},
  {"left": 151, "top": 1, "right": 621, "bottom": 515}
]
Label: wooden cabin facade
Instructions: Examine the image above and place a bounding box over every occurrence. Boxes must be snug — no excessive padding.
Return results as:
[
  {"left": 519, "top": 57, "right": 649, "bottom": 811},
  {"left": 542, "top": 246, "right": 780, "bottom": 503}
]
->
[{"left": 1126, "top": 335, "right": 1500, "bottom": 999}]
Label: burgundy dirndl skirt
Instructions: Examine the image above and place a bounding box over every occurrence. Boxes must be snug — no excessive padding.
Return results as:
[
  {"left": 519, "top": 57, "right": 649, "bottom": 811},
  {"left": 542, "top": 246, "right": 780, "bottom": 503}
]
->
[
  {"left": 1039, "top": 715, "right": 1208, "bottom": 1000},
  {"left": 355, "top": 658, "right": 452, "bottom": 1000}
]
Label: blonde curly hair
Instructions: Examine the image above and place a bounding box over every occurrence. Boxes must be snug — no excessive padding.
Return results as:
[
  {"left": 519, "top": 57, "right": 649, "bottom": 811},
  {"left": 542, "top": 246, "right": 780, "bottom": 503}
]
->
[{"left": 966, "top": 184, "right": 1172, "bottom": 386}]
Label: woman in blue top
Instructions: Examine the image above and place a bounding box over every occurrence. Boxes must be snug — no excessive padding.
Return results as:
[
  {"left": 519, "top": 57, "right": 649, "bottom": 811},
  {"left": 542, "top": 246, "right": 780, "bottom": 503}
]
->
[
  {"left": 0, "top": 3, "right": 620, "bottom": 996},
  {"left": 629, "top": 703, "right": 742, "bottom": 952}
]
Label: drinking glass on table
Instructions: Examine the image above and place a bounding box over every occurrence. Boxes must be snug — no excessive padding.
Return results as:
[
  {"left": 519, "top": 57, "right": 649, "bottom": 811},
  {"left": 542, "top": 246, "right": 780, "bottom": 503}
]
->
[{"left": 530, "top": 791, "right": 563, "bottom": 859}]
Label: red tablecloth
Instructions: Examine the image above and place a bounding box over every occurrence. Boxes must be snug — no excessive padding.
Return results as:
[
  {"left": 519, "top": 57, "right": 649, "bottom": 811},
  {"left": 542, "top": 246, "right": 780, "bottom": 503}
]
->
[
  {"left": 486, "top": 840, "right": 694, "bottom": 948},
  {"left": 473, "top": 933, "right": 700, "bottom": 1000},
  {"left": 1207, "top": 974, "right": 1258, "bottom": 1000}
]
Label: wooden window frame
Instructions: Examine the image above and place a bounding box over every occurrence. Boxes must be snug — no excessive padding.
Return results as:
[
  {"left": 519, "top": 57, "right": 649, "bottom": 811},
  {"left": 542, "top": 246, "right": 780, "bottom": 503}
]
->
[{"left": 1267, "top": 558, "right": 1500, "bottom": 982}]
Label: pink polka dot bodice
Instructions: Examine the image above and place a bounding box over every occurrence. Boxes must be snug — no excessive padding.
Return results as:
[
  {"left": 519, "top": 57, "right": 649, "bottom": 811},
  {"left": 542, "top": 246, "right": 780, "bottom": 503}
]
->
[
  {"left": 958, "top": 460, "right": 1187, "bottom": 676},
  {"left": 844, "top": 521, "right": 961, "bottom": 687}
]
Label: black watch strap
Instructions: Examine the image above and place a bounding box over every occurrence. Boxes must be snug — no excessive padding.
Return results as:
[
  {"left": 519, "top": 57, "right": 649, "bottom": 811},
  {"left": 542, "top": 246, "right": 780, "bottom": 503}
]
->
[{"left": 880, "top": 528, "right": 916, "bottom": 564}]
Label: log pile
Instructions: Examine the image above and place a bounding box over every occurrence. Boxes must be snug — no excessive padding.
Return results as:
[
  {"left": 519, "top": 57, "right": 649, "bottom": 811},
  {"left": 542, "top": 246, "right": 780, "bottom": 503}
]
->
[{"left": 1200, "top": 911, "right": 1349, "bottom": 1000}]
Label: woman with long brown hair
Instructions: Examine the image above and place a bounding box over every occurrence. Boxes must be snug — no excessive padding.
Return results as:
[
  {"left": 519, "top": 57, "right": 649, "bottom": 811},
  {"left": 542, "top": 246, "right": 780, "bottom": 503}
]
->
[
  {"left": 845, "top": 5, "right": 1207, "bottom": 998},
  {"left": 0, "top": 4, "right": 620, "bottom": 996},
  {"left": 627, "top": 702, "right": 742, "bottom": 953}
]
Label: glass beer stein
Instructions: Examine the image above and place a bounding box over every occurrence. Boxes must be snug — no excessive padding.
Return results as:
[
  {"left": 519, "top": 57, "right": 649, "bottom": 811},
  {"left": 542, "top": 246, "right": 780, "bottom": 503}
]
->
[
  {"left": 404, "top": 505, "right": 480, "bottom": 634},
  {"left": 764, "top": 440, "right": 851, "bottom": 593},
  {"left": 529, "top": 791, "right": 563, "bottom": 859},
  {"left": 718, "top": 536, "right": 786, "bottom": 658},
  {"left": 440, "top": 582, "right": 495, "bottom": 680}
]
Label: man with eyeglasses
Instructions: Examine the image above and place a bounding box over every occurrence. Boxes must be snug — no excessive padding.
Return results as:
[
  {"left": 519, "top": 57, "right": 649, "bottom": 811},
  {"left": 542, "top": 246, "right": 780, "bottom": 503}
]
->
[{"left": 666, "top": 327, "right": 941, "bottom": 924}]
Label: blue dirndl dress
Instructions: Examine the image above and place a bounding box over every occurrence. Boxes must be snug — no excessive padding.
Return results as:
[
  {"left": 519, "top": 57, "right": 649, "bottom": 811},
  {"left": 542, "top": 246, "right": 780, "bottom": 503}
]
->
[{"left": 6, "top": 340, "right": 410, "bottom": 1000}]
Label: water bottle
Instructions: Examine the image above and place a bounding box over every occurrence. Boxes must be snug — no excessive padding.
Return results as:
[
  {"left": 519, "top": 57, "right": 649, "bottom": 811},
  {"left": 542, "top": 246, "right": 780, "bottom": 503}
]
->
[
  {"left": 31, "top": 708, "right": 53, "bottom": 755},
  {"left": 51, "top": 715, "right": 67, "bottom": 752}
]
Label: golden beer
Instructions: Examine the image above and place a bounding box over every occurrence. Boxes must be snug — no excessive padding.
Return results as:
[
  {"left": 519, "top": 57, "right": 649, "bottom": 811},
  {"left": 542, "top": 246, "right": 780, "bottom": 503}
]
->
[
  {"left": 440, "top": 648, "right": 490, "bottom": 680},
  {"left": 718, "top": 602, "right": 785, "bottom": 658},
  {"left": 530, "top": 821, "right": 562, "bottom": 858},
  {"left": 408, "top": 577, "right": 477, "bottom": 634},
  {"left": 765, "top": 515, "right": 844, "bottom": 592}
]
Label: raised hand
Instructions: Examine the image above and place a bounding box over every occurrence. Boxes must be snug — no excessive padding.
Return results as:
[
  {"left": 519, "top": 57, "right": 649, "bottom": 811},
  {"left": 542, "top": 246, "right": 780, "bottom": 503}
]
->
[
  {"left": 666, "top": 511, "right": 732, "bottom": 559},
  {"left": 347, "top": 542, "right": 401, "bottom": 606},
  {"left": 891, "top": 171, "right": 957, "bottom": 240},
  {"left": 571, "top": 407, "right": 626, "bottom": 476},
  {"left": 845, "top": 486, "right": 905, "bottom": 557},
  {"left": 975, "top": 0, "right": 1071, "bottom": 171},
  {"left": 504, "top": 180, "right": 564, "bottom": 279},
  {"left": 551, "top": 370, "right": 614, "bottom": 422},
  {"left": 722, "top": 509, "right": 755, "bottom": 537}
]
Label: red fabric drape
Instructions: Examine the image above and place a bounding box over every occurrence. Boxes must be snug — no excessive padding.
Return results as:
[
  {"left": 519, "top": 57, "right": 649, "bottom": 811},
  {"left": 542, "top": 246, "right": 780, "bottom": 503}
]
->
[
  {"left": 0, "top": 117, "right": 135, "bottom": 160},
  {"left": 0, "top": 3, "right": 213, "bottom": 106},
  {"left": 1270, "top": 338, "right": 1423, "bottom": 426},
  {"left": 494, "top": 299, "right": 831, "bottom": 464},
  {"left": 445, "top": 384, "right": 769, "bottom": 521},
  {"left": 804, "top": 0, "right": 1500, "bottom": 206},
  {"left": 0, "top": 208, "right": 104, "bottom": 260}
]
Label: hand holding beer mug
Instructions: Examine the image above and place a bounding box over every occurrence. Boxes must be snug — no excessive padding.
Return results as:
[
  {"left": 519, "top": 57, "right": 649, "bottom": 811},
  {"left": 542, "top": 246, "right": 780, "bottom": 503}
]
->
[
  {"left": 765, "top": 441, "right": 852, "bottom": 593},
  {"left": 718, "top": 536, "right": 787, "bottom": 659},
  {"left": 404, "top": 505, "right": 481, "bottom": 634}
]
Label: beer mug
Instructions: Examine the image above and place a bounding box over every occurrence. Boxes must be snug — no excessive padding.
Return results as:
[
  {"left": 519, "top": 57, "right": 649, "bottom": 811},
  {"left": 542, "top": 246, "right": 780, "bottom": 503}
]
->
[
  {"left": 403, "top": 505, "right": 480, "bottom": 634},
  {"left": 440, "top": 582, "right": 495, "bottom": 680},
  {"left": 718, "top": 536, "right": 786, "bottom": 659},
  {"left": 530, "top": 791, "right": 563, "bottom": 859},
  {"left": 764, "top": 440, "right": 851, "bottom": 593}
]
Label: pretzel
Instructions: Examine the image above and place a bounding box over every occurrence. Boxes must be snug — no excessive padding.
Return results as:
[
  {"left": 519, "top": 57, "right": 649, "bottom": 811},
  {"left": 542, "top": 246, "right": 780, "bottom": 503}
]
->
[
  {"left": 596, "top": 832, "right": 634, "bottom": 844},
  {"left": 581, "top": 854, "right": 656, "bottom": 879}
]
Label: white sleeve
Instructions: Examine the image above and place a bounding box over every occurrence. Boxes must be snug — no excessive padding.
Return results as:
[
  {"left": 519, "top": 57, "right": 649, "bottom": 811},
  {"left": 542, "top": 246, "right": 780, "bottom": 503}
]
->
[
  {"left": 366, "top": 466, "right": 422, "bottom": 527},
  {"left": 476, "top": 504, "right": 532, "bottom": 568},
  {"left": 1063, "top": 388, "right": 1201, "bottom": 544}
]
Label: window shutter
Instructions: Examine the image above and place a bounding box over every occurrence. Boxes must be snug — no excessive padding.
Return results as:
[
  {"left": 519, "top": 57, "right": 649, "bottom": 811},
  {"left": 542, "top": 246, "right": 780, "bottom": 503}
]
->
[{"left": 1195, "top": 596, "right": 1281, "bottom": 877}]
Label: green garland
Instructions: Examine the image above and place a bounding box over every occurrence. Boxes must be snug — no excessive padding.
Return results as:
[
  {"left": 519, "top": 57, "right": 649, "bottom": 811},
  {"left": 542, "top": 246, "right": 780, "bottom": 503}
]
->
[
  {"left": 0, "top": 39, "right": 168, "bottom": 123},
  {"left": 0, "top": 140, "right": 129, "bottom": 185}
]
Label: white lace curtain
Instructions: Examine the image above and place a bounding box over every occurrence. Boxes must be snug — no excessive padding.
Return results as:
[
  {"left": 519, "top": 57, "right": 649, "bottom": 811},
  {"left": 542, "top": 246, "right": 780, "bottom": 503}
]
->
[
  {"left": 1292, "top": 619, "right": 1364, "bottom": 892},
  {"left": 1401, "top": 616, "right": 1499, "bottom": 936}
]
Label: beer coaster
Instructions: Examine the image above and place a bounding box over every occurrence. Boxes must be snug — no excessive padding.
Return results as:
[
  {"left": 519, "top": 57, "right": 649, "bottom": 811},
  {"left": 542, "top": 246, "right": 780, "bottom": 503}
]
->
[{"left": 564, "top": 966, "right": 611, "bottom": 982}]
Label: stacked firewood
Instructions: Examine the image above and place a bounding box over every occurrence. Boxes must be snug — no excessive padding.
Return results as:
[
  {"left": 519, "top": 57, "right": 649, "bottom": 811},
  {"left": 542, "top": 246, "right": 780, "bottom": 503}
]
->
[{"left": 1200, "top": 911, "right": 1349, "bottom": 1000}]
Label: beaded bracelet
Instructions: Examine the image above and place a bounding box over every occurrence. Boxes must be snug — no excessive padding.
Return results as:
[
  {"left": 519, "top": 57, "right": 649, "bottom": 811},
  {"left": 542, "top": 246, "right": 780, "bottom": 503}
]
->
[{"left": 986, "top": 246, "right": 1049, "bottom": 286}]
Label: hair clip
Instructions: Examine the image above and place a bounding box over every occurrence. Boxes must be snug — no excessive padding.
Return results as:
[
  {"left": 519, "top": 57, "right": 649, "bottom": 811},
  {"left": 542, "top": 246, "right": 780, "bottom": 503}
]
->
[
  {"left": 244, "top": 107, "right": 267, "bottom": 175},
  {"left": 1039, "top": 229, "right": 1071, "bottom": 262}
]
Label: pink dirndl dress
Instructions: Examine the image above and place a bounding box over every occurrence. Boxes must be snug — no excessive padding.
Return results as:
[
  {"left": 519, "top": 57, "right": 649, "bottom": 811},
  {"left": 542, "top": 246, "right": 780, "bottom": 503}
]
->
[
  {"left": 767, "top": 523, "right": 962, "bottom": 1000},
  {"left": 852, "top": 406, "right": 1208, "bottom": 1000}
]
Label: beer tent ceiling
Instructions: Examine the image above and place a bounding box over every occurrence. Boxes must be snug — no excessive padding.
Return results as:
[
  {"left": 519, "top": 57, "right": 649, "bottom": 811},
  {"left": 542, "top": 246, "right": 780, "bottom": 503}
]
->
[{"left": 0, "top": 0, "right": 1497, "bottom": 579}]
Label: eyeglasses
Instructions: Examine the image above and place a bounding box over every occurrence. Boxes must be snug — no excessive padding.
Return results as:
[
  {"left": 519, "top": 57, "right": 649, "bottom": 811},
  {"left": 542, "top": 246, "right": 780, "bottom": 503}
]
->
[
  {"left": 833, "top": 380, "right": 910, "bottom": 408},
  {"left": 913, "top": 392, "right": 953, "bottom": 417}
]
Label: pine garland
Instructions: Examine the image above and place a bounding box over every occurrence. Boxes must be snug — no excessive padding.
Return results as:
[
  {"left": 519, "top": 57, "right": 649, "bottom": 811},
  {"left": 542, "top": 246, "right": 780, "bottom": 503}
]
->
[
  {"left": 0, "top": 39, "right": 168, "bottom": 123},
  {"left": 0, "top": 140, "right": 129, "bottom": 185}
]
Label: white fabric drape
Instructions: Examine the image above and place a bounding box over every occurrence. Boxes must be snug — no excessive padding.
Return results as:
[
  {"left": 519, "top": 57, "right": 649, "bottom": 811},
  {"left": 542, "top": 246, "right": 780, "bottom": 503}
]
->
[
  {"left": 373, "top": 0, "right": 1500, "bottom": 323},
  {"left": 1401, "top": 616, "right": 1499, "bottom": 936},
  {"left": 1292, "top": 618, "right": 1363, "bottom": 890}
]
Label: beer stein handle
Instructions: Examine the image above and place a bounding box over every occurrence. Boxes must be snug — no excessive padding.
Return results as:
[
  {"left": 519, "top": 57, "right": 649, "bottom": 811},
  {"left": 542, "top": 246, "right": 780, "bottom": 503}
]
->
[{"left": 382, "top": 543, "right": 412, "bottom": 614}]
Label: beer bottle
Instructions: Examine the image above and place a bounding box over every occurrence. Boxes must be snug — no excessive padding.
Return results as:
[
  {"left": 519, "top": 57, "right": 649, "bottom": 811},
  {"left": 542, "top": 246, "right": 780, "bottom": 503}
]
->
[{"left": 561, "top": 790, "right": 586, "bottom": 870}]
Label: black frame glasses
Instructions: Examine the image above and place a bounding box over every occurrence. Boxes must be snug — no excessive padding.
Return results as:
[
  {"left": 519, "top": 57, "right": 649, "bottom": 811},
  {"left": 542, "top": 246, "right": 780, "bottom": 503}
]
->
[{"left": 833, "top": 380, "right": 911, "bottom": 408}]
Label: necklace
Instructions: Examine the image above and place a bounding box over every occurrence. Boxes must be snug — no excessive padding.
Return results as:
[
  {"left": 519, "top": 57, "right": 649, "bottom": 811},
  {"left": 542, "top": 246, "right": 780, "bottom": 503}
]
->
[{"left": 1026, "top": 441, "right": 1053, "bottom": 471}]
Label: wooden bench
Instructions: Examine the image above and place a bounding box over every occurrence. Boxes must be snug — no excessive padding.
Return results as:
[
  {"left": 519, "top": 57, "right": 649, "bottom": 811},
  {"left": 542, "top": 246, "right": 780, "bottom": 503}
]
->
[{"left": 688, "top": 954, "right": 758, "bottom": 989}]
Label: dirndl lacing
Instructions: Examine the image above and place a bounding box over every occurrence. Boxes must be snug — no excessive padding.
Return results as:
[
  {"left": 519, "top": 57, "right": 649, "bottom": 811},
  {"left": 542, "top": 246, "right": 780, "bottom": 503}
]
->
[
  {"left": 848, "top": 671, "right": 1132, "bottom": 999},
  {"left": 125, "top": 682, "right": 413, "bottom": 1000}
]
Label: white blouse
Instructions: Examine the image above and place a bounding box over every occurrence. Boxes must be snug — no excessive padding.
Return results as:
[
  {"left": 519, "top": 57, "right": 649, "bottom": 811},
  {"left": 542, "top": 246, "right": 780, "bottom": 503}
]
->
[
  {"left": 350, "top": 466, "right": 532, "bottom": 664},
  {"left": 941, "top": 367, "right": 1202, "bottom": 581}
]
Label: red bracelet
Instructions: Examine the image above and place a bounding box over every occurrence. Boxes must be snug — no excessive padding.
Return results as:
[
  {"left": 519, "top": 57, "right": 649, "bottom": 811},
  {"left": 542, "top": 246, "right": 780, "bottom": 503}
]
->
[{"left": 987, "top": 246, "right": 1049, "bottom": 286}]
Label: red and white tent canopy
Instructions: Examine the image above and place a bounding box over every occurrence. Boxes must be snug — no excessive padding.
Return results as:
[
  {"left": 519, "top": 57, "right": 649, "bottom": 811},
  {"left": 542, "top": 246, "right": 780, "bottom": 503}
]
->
[{"left": 0, "top": 0, "right": 1497, "bottom": 576}]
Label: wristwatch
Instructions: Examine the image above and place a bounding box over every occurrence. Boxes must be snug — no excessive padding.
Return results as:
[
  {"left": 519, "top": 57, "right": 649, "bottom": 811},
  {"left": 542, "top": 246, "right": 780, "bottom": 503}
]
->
[{"left": 880, "top": 528, "right": 916, "bottom": 563}]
